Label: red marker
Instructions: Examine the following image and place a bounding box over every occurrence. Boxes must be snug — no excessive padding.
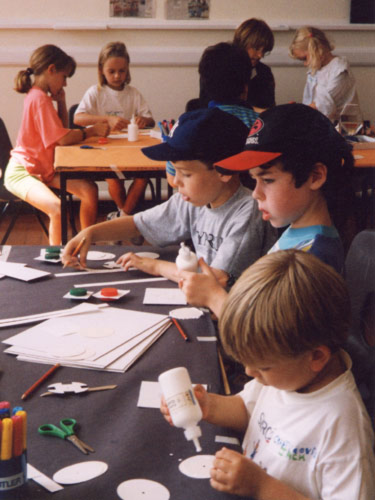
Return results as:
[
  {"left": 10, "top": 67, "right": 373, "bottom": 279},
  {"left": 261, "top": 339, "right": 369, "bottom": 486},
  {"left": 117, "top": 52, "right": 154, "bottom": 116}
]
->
[{"left": 11, "top": 415, "right": 23, "bottom": 457}]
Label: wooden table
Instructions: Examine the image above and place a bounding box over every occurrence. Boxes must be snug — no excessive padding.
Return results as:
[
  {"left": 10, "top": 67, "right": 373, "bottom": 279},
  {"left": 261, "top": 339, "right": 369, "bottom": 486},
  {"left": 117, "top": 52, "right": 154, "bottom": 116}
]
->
[{"left": 54, "top": 134, "right": 169, "bottom": 244}]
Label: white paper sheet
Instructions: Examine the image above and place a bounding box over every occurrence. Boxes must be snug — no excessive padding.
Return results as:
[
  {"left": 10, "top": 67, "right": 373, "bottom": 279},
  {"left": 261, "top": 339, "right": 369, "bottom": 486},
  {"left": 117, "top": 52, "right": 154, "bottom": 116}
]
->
[
  {"left": 0, "top": 261, "right": 50, "bottom": 281},
  {"left": 143, "top": 288, "right": 187, "bottom": 305}
]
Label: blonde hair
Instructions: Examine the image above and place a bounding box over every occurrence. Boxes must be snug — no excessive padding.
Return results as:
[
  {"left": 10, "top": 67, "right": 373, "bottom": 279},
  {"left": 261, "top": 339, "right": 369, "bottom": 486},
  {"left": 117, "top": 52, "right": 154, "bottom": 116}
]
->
[
  {"left": 233, "top": 18, "right": 274, "bottom": 54},
  {"left": 289, "top": 26, "right": 334, "bottom": 74},
  {"left": 14, "top": 45, "right": 76, "bottom": 94},
  {"left": 219, "top": 250, "right": 350, "bottom": 365},
  {"left": 98, "top": 41, "right": 131, "bottom": 89}
]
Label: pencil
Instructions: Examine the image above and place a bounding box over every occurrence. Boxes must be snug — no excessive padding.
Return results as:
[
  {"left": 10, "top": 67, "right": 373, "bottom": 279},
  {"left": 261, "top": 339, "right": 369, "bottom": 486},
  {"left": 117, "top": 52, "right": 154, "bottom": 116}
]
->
[
  {"left": 171, "top": 317, "right": 189, "bottom": 341},
  {"left": 217, "top": 348, "right": 231, "bottom": 395},
  {"left": 21, "top": 363, "right": 60, "bottom": 400},
  {"left": 72, "top": 237, "right": 86, "bottom": 257}
]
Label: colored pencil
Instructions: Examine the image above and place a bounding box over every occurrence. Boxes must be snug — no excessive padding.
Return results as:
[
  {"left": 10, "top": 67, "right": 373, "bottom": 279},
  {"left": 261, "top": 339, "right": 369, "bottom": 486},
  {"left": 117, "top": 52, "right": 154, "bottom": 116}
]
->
[
  {"left": 21, "top": 363, "right": 60, "bottom": 400},
  {"left": 171, "top": 317, "right": 189, "bottom": 341}
]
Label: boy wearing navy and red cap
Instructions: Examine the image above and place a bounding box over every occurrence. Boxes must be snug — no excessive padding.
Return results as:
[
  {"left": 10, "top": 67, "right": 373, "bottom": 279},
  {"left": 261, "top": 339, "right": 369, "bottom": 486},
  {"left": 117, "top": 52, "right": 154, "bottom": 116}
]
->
[
  {"left": 179, "top": 103, "right": 355, "bottom": 317},
  {"left": 62, "top": 107, "right": 276, "bottom": 283}
]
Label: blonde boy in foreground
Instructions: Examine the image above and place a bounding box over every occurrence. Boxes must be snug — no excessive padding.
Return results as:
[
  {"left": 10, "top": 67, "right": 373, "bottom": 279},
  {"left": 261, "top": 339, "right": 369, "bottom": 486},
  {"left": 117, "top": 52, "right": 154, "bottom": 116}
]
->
[{"left": 162, "top": 250, "right": 375, "bottom": 499}]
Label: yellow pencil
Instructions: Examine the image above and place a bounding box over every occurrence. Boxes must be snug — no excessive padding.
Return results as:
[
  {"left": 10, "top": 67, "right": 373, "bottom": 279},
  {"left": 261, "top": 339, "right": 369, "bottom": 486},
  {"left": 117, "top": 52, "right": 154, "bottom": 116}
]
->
[
  {"left": 72, "top": 237, "right": 86, "bottom": 257},
  {"left": 1, "top": 418, "right": 13, "bottom": 460}
]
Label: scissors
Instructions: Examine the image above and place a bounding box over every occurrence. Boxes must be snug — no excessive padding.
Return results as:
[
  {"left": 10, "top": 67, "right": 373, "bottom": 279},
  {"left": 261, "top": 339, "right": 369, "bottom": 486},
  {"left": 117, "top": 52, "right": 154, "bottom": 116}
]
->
[{"left": 38, "top": 418, "right": 94, "bottom": 455}]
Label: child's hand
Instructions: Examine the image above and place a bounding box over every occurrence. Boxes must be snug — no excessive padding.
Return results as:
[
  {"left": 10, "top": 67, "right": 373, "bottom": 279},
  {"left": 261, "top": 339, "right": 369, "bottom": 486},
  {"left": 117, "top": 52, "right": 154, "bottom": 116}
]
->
[
  {"left": 210, "top": 447, "right": 266, "bottom": 497},
  {"left": 178, "top": 258, "right": 225, "bottom": 309},
  {"left": 116, "top": 252, "right": 159, "bottom": 276},
  {"left": 160, "top": 384, "right": 210, "bottom": 425},
  {"left": 134, "top": 116, "right": 148, "bottom": 129},
  {"left": 108, "top": 116, "right": 129, "bottom": 131},
  {"left": 61, "top": 233, "right": 91, "bottom": 269},
  {"left": 52, "top": 88, "right": 66, "bottom": 103},
  {"left": 92, "top": 122, "right": 110, "bottom": 137}
]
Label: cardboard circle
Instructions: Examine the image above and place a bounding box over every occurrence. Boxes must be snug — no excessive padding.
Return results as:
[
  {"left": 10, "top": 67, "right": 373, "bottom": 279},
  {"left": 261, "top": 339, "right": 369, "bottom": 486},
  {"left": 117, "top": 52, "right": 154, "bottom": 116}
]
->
[
  {"left": 117, "top": 479, "right": 170, "bottom": 500},
  {"left": 178, "top": 455, "right": 215, "bottom": 479},
  {"left": 53, "top": 461, "right": 108, "bottom": 485},
  {"left": 48, "top": 343, "right": 85, "bottom": 358},
  {"left": 135, "top": 252, "right": 159, "bottom": 259},
  {"left": 169, "top": 307, "right": 203, "bottom": 320},
  {"left": 86, "top": 251, "right": 116, "bottom": 261}
]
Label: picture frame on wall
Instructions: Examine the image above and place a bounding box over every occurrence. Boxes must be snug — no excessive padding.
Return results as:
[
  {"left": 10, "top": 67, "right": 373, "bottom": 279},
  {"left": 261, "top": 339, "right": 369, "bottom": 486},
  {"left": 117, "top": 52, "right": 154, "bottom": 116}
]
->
[
  {"left": 166, "top": 0, "right": 210, "bottom": 20},
  {"left": 109, "top": 0, "right": 155, "bottom": 18}
]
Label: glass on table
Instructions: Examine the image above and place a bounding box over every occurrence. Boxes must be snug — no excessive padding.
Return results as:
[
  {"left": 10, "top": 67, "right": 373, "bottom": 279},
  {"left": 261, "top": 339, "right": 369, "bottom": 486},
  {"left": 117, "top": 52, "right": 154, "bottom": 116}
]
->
[{"left": 339, "top": 103, "right": 363, "bottom": 136}]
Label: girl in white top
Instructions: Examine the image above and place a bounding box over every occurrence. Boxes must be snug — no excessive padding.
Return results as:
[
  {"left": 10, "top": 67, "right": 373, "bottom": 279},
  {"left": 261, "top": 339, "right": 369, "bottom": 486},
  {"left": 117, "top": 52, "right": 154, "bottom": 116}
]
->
[
  {"left": 75, "top": 42, "right": 155, "bottom": 217},
  {"left": 289, "top": 26, "right": 360, "bottom": 123}
]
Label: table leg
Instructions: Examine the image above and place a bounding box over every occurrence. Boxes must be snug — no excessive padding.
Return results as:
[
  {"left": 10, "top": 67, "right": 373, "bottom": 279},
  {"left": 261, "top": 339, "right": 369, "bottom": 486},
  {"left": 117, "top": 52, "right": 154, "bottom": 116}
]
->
[{"left": 60, "top": 173, "right": 68, "bottom": 245}]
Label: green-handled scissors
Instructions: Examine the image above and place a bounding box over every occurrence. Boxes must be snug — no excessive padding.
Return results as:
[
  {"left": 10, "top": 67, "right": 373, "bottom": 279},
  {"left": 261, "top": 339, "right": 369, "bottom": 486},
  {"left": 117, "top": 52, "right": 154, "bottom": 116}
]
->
[{"left": 38, "top": 418, "right": 94, "bottom": 455}]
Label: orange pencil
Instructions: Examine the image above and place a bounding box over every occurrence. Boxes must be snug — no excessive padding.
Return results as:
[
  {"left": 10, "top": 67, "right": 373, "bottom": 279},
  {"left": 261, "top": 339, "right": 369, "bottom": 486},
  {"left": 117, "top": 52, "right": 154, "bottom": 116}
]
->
[
  {"left": 72, "top": 237, "right": 86, "bottom": 257},
  {"left": 21, "top": 363, "right": 60, "bottom": 400},
  {"left": 171, "top": 317, "right": 189, "bottom": 342}
]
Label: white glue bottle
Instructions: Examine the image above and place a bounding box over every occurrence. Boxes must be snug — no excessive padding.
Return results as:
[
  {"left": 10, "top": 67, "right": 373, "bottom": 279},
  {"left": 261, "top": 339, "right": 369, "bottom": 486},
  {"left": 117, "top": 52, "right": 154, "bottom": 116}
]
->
[
  {"left": 128, "top": 115, "right": 139, "bottom": 141},
  {"left": 176, "top": 242, "right": 198, "bottom": 272},
  {"left": 158, "top": 367, "right": 203, "bottom": 452}
]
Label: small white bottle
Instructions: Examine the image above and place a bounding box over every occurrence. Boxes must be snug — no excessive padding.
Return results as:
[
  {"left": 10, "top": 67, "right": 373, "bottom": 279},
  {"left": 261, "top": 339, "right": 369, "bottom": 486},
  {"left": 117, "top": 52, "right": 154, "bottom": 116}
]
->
[
  {"left": 176, "top": 242, "right": 198, "bottom": 272},
  {"left": 128, "top": 115, "right": 139, "bottom": 141},
  {"left": 159, "top": 367, "right": 203, "bottom": 452}
]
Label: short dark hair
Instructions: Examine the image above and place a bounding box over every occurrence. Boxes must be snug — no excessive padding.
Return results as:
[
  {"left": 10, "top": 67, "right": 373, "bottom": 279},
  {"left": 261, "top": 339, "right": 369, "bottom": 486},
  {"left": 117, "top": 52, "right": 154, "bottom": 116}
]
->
[
  {"left": 198, "top": 42, "right": 252, "bottom": 102},
  {"left": 233, "top": 18, "right": 274, "bottom": 54}
]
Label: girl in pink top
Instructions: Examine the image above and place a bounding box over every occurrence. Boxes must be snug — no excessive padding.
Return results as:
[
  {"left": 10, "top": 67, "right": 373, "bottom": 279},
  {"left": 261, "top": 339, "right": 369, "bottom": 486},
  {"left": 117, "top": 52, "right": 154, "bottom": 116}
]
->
[{"left": 4, "top": 44, "right": 109, "bottom": 244}]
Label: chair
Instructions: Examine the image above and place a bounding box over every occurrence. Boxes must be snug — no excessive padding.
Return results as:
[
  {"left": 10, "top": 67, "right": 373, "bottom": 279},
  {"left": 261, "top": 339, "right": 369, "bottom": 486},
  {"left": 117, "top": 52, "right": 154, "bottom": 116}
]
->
[
  {"left": 344, "top": 230, "right": 375, "bottom": 423},
  {"left": 68, "top": 104, "right": 82, "bottom": 129},
  {"left": 0, "top": 117, "right": 77, "bottom": 244},
  {"left": 0, "top": 117, "right": 49, "bottom": 244}
]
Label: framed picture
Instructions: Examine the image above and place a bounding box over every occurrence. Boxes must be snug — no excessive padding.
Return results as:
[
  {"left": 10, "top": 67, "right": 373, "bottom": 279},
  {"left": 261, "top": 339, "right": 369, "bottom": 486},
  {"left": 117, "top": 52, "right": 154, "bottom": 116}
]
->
[
  {"left": 166, "top": 0, "right": 210, "bottom": 20},
  {"left": 110, "top": 0, "right": 155, "bottom": 18}
]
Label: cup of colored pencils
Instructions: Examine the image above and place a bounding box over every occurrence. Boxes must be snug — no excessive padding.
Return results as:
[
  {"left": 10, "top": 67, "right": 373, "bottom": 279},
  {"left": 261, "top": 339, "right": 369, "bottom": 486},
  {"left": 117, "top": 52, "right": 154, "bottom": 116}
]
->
[{"left": 0, "top": 402, "right": 27, "bottom": 498}]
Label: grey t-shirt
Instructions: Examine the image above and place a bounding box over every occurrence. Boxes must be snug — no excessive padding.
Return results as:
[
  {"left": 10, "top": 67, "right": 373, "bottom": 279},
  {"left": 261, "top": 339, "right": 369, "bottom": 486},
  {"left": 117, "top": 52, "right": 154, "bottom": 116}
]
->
[{"left": 134, "top": 185, "right": 277, "bottom": 278}]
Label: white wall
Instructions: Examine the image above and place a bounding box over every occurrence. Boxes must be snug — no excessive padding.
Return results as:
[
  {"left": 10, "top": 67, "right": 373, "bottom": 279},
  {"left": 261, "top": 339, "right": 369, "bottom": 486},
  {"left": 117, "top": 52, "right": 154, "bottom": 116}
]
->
[{"left": 0, "top": 0, "right": 374, "bottom": 144}]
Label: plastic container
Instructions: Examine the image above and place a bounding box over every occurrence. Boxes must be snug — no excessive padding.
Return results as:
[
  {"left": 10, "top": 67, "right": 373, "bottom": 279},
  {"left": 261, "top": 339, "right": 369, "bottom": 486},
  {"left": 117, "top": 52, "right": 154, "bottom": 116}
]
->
[
  {"left": 0, "top": 452, "right": 27, "bottom": 499},
  {"left": 176, "top": 243, "right": 198, "bottom": 272},
  {"left": 127, "top": 115, "right": 139, "bottom": 142},
  {"left": 158, "top": 367, "right": 202, "bottom": 452}
]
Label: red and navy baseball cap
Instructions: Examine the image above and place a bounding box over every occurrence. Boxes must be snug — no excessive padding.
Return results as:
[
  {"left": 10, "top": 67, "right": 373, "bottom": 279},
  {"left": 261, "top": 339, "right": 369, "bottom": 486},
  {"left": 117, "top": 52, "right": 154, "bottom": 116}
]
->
[
  {"left": 141, "top": 107, "right": 249, "bottom": 164},
  {"left": 215, "top": 103, "right": 352, "bottom": 172}
]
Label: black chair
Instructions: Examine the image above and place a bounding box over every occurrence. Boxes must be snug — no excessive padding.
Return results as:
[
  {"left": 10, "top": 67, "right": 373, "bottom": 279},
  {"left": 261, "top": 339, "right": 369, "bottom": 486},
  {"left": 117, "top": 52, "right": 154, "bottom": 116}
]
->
[
  {"left": 344, "top": 230, "right": 375, "bottom": 424},
  {"left": 68, "top": 104, "right": 81, "bottom": 129},
  {"left": 0, "top": 117, "right": 49, "bottom": 244}
]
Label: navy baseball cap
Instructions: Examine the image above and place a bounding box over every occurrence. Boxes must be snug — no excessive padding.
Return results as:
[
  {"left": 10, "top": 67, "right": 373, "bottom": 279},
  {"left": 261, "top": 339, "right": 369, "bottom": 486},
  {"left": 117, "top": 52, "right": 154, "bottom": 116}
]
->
[
  {"left": 142, "top": 107, "right": 249, "bottom": 164},
  {"left": 215, "top": 103, "right": 353, "bottom": 172}
]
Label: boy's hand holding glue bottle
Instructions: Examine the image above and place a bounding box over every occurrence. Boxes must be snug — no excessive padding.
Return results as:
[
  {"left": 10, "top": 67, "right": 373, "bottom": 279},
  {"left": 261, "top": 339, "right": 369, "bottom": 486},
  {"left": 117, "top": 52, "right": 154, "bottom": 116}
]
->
[{"left": 159, "top": 367, "right": 208, "bottom": 452}]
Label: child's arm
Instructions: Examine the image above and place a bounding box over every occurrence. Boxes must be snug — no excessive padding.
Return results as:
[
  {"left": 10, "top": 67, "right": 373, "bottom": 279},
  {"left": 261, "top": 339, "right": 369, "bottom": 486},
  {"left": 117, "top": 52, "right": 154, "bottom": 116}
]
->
[
  {"left": 211, "top": 447, "right": 311, "bottom": 500},
  {"left": 161, "top": 384, "right": 249, "bottom": 433},
  {"left": 179, "top": 258, "right": 229, "bottom": 316},
  {"left": 61, "top": 216, "right": 141, "bottom": 268},
  {"left": 74, "top": 112, "right": 129, "bottom": 132},
  {"left": 117, "top": 253, "right": 229, "bottom": 285},
  {"left": 57, "top": 121, "right": 110, "bottom": 146}
]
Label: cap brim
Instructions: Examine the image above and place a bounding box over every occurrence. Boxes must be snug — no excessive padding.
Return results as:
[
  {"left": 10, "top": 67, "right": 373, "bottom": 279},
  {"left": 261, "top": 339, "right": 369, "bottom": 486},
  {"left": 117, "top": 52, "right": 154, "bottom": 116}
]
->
[
  {"left": 215, "top": 150, "right": 282, "bottom": 172},
  {"left": 142, "top": 143, "right": 195, "bottom": 162}
]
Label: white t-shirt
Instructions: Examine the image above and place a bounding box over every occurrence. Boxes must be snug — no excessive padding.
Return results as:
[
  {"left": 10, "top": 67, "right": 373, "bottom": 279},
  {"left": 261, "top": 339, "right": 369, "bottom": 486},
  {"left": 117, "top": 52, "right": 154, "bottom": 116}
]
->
[
  {"left": 239, "top": 351, "right": 375, "bottom": 499},
  {"left": 75, "top": 84, "right": 153, "bottom": 120},
  {"left": 302, "top": 56, "right": 359, "bottom": 122}
]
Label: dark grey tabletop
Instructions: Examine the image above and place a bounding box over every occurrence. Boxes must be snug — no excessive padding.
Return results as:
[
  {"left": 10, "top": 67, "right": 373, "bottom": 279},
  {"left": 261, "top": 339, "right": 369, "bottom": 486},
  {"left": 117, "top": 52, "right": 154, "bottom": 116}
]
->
[{"left": 0, "top": 245, "right": 244, "bottom": 500}]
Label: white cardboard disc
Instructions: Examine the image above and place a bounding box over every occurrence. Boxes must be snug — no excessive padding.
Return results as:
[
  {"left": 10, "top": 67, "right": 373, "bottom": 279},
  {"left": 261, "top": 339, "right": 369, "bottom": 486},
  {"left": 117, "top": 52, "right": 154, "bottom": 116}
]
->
[
  {"left": 86, "top": 251, "right": 116, "bottom": 260},
  {"left": 48, "top": 343, "right": 86, "bottom": 358},
  {"left": 169, "top": 307, "right": 204, "bottom": 320},
  {"left": 178, "top": 455, "right": 215, "bottom": 479},
  {"left": 135, "top": 252, "right": 159, "bottom": 259},
  {"left": 78, "top": 326, "right": 114, "bottom": 338},
  {"left": 117, "top": 479, "right": 170, "bottom": 500},
  {"left": 53, "top": 461, "right": 108, "bottom": 484}
]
